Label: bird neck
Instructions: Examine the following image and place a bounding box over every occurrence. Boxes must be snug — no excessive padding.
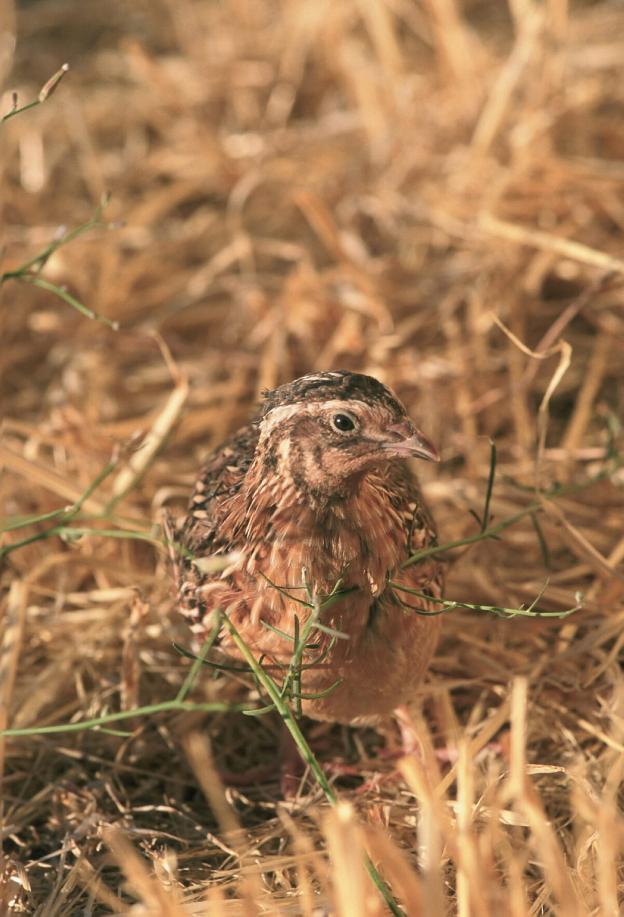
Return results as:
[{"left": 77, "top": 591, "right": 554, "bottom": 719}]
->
[{"left": 240, "top": 462, "right": 406, "bottom": 595}]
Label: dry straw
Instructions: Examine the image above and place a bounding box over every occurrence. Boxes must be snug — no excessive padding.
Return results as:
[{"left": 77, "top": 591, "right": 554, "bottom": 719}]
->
[{"left": 1, "top": 0, "right": 624, "bottom": 913}]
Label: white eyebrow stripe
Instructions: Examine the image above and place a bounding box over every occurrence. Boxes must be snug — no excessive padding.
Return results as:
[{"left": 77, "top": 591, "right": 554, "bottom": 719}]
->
[
  {"left": 260, "top": 403, "right": 302, "bottom": 432},
  {"left": 300, "top": 373, "right": 344, "bottom": 383},
  {"left": 261, "top": 399, "right": 370, "bottom": 434},
  {"left": 302, "top": 399, "right": 368, "bottom": 413}
]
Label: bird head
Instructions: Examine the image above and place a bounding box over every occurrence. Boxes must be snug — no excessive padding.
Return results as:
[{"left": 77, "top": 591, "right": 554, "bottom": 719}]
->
[{"left": 256, "top": 371, "right": 439, "bottom": 501}]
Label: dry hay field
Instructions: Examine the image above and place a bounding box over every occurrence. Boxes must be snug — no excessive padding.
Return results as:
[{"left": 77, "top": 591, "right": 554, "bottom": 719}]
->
[{"left": 1, "top": 0, "right": 624, "bottom": 914}]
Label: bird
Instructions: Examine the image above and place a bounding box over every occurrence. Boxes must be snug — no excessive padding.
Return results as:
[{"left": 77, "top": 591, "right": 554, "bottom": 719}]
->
[{"left": 171, "top": 370, "right": 443, "bottom": 734}]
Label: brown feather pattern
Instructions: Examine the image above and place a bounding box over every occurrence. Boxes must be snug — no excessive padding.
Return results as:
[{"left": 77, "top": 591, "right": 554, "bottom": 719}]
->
[{"left": 172, "top": 371, "right": 443, "bottom": 724}]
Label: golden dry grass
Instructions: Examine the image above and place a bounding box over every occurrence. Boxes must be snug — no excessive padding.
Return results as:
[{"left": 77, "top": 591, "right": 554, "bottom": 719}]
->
[{"left": 1, "top": 0, "right": 624, "bottom": 913}]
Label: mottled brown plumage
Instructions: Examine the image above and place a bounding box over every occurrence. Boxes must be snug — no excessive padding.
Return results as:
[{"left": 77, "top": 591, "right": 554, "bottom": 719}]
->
[{"left": 172, "top": 371, "right": 443, "bottom": 724}]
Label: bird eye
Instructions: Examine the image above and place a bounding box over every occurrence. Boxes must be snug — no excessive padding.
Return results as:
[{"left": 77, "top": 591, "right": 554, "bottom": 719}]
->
[{"left": 331, "top": 412, "right": 357, "bottom": 433}]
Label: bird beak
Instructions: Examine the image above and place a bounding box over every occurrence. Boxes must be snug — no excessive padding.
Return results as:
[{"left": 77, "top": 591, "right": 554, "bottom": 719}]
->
[{"left": 382, "top": 423, "right": 440, "bottom": 463}]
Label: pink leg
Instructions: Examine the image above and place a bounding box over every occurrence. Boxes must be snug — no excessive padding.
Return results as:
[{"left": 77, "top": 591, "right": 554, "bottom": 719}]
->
[{"left": 394, "top": 704, "right": 425, "bottom": 758}]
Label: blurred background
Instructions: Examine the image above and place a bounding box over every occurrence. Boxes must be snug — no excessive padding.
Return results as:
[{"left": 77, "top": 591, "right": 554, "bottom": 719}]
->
[
  {"left": 2, "top": 0, "right": 624, "bottom": 468},
  {"left": 2, "top": 0, "right": 624, "bottom": 913}
]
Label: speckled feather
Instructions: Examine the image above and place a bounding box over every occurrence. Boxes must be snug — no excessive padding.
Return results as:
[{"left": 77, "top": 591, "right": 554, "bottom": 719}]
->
[{"left": 172, "top": 371, "right": 444, "bottom": 724}]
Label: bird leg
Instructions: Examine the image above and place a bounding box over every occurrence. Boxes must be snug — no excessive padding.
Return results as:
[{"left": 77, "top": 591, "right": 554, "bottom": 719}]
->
[{"left": 394, "top": 704, "right": 426, "bottom": 758}]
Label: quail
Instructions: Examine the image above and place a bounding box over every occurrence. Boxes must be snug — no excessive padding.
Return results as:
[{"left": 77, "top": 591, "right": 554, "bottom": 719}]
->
[{"left": 171, "top": 371, "right": 443, "bottom": 729}]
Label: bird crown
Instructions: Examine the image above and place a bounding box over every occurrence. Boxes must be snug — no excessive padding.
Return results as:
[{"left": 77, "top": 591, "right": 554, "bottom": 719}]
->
[{"left": 260, "top": 371, "right": 405, "bottom": 420}]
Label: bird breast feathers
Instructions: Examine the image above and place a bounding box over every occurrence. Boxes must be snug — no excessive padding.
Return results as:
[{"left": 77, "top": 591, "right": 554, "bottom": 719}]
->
[{"left": 231, "top": 472, "right": 410, "bottom": 601}]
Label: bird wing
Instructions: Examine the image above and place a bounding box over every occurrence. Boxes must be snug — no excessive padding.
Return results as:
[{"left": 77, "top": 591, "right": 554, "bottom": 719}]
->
[
  {"left": 169, "top": 422, "right": 258, "bottom": 626},
  {"left": 181, "top": 423, "right": 258, "bottom": 550}
]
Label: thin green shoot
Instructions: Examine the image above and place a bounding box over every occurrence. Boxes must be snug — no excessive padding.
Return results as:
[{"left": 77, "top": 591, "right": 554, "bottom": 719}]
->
[
  {"left": 295, "top": 680, "right": 343, "bottom": 701},
  {"left": 1, "top": 63, "right": 69, "bottom": 125},
  {"left": 1, "top": 193, "right": 119, "bottom": 328},
  {"left": 0, "top": 456, "right": 152, "bottom": 559},
  {"left": 175, "top": 625, "right": 223, "bottom": 703},
  {"left": 259, "top": 571, "right": 314, "bottom": 607},
  {"left": 481, "top": 440, "right": 497, "bottom": 532},
  {"left": 389, "top": 580, "right": 582, "bottom": 619},
  {"left": 261, "top": 620, "right": 296, "bottom": 643},
  {"left": 0, "top": 699, "right": 249, "bottom": 738},
  {"left": 403, "top": 452, "right": 624, "bottom": 570},
  {"left": 219, "top": 611, "right": 402, "bottom": 917},
  {"left": 241, "top": 703, "right": 278, "bottom": 717},
  {"left": 0, "top": 454, "right": 120, "bottom": 536},
  {"left": 293, "top": 615, "right": 302, "bottom": 718},
  {"left": 20, "top": 275, "right": 118, "bottom": 329},
  {"left": 531, "top": 513, "right": 551, "bottom": 569}
]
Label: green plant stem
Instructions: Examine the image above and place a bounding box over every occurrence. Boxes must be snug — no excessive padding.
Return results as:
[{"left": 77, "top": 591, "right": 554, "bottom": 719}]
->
[
  {"left": 19, "top": 275, "right": 118, "bottom": 328},
  {"left": 221, "top": 613, "right": 403, "bottom": 917},
  {"left": 2, "top": 506, "right": 78, "bottom": 533},
  {"left": 0, "top": 525, "right": 161, "bottom": 560},
  {"left": 402, "top": 504, "right": 539, "bottom": 568},
  {"left": 175, "top": 625, "right": 222, "bottom": 703},
  {"left": 0, "top": 189, "right": 118, "bottom": 328},
  {"left": 1, "top": 63, "right": 69, "bottom": 125},
  {"left": 1, "top": 452, "right": 120, "bottom": 534},
  {"left": 1, "top": 98, "right": 40, "bottom": 123},
  {"left": 481, "top": 441, "right": 497, "bottom": 532},
  {"left": 0, "top": 700, "right": 247, "bottom": 738},
  {"left": 389, "top": 581, "right": 581, "bottom": 618},
  {"left": 222, "top": 614, "right": 334, "bottom": 797},
  {"left": 2, "top": 201, "right": 107, "bottom": 276},
  {"left": 61, "top": 527, "right": 161, "bottom": 544},
  {"left": 403, "top": 457, "right": 622, "bottom": 570},
  {"left": 0, "top": 457, "right": 137, "bottom": 559}
]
